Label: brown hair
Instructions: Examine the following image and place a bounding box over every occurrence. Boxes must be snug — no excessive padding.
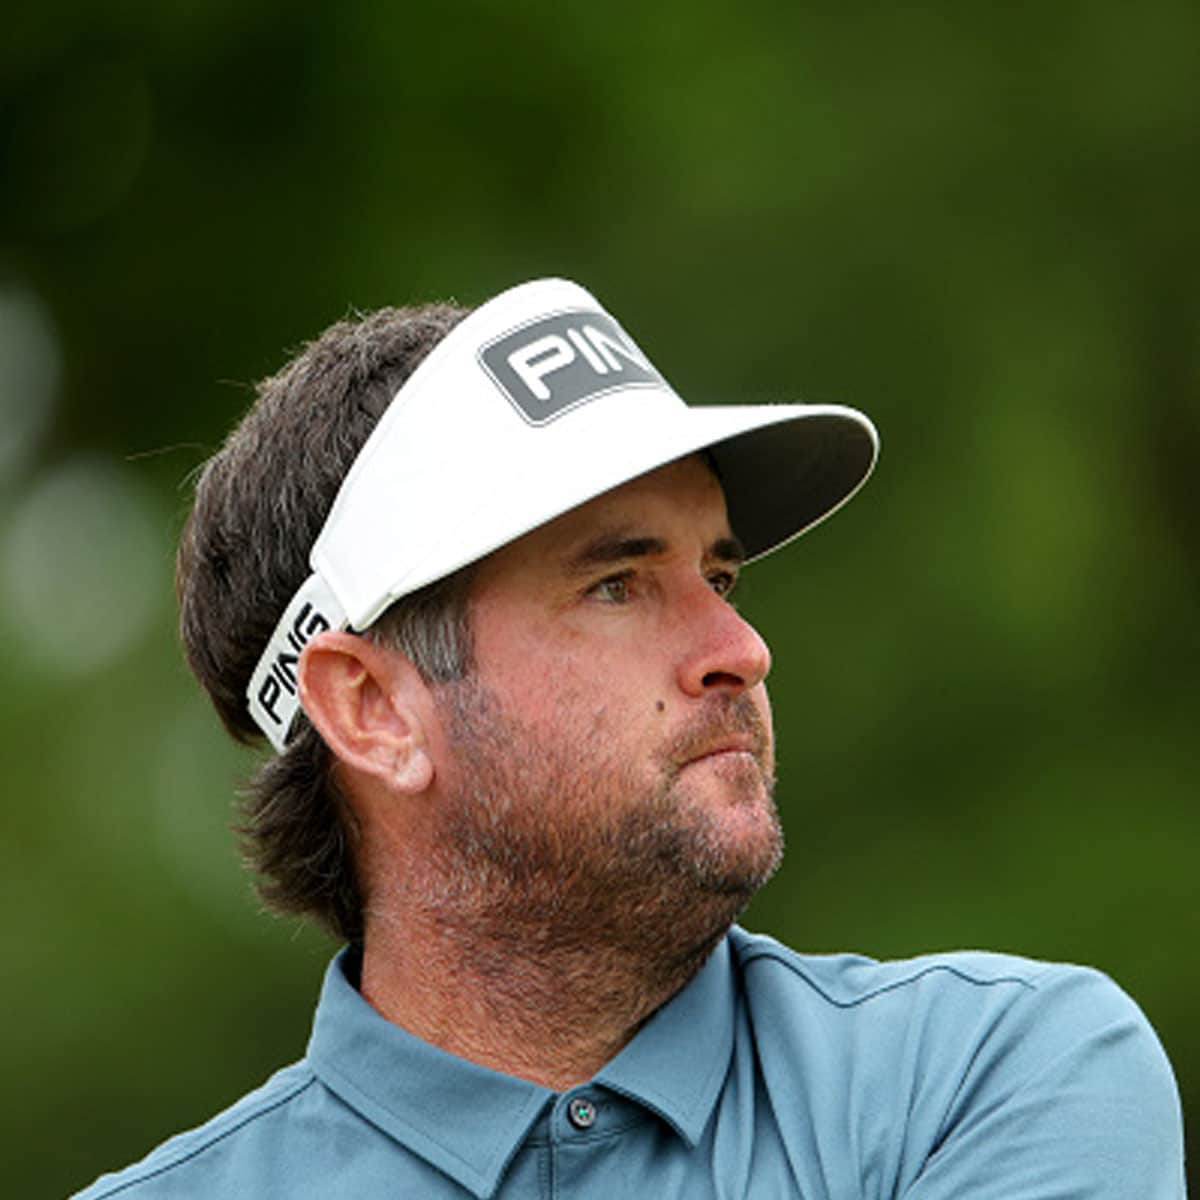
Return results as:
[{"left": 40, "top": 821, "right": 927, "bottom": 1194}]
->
[{"left": 177, "top": 303, "right": 473, "bottom": 944}]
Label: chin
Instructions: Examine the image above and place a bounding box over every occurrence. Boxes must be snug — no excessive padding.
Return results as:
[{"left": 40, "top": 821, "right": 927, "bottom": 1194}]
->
[{"left": 670, "top": 792, "right": 784, "bottom": 899}]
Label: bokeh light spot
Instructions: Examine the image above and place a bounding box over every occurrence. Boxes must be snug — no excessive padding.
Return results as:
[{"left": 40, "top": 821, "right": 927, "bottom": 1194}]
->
[
  {"left": 0, "top": 286, "right": 60, "bottom": 482},
  {"left": 0, "top": 455, "right": 166, "bottom": 676}
]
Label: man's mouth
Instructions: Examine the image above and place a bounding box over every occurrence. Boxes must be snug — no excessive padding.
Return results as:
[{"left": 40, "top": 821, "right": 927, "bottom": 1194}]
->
[
  {"left": 663, "top": 693, "right": 773, "bottom": 780},
  {"left": 681, "top": 734, "right": 761, "bottom": 768}
]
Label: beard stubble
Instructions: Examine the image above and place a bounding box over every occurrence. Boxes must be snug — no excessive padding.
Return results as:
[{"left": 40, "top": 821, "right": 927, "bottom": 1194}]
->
[{"left": 417, "top": 676, "right": 784, "bottom": 979}]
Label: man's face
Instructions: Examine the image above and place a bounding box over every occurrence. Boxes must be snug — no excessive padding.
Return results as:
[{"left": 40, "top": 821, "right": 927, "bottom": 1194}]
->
[{"left": 422, "top": 455, "right": 781, "bottom": 952}]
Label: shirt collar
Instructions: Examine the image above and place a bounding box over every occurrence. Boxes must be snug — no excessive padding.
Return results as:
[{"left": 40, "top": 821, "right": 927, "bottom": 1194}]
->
[
  {"left": 306, "top": 934, "right": 738, "bottom": 1197},
  {"left": 307, "top": 950, "right": 552, "bottom": 1198},
  {"left": 595, "top": 934, "right": 736, "bottom": 1147}
]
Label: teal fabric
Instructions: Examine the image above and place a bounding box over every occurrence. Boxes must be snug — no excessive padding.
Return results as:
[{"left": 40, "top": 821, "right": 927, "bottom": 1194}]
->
[{"left": 74, "top": 927, "right": 1186, "bottom": 1198}]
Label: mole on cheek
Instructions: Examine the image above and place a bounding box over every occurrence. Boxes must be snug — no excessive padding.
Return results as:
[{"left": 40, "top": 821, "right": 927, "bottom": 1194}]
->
[{"left": 655, "top": 700, "right": 665, "bottom": 713}]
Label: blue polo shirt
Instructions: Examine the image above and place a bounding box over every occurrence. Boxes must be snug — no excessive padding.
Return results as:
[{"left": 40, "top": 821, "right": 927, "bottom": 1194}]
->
[{"left": 75, "top": 927, "right": 1186, "bottom": 1198}]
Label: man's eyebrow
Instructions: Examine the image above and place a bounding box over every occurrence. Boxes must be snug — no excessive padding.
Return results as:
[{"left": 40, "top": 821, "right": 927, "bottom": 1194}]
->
[
  {"left": 566, "top": 534, "right": 668, "bottom": 571},
  {"left": 563, "top": 531, "right": 747, "bottom": 571},
  {"left": 711, "top": 535, "right": 747, "bottom": 565}
]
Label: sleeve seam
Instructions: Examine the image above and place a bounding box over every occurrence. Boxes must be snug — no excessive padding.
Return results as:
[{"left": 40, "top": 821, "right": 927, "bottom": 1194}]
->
[{"left": 80, "top": 1072, "right": 319, "bottom": 1198}]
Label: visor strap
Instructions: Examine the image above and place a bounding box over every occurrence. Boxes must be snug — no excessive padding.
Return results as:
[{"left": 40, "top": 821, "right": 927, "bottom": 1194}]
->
[{"left": 246, "top": 573, "right": 348, "bottom": 752}]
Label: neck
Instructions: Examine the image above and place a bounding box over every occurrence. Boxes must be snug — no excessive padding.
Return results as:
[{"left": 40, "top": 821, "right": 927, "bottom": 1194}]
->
[{"left": 358, "top": 886, "right": 731, "bottom": 1091}]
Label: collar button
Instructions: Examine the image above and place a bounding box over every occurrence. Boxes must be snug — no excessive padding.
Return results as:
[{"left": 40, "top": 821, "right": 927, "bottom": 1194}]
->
[{"left": 567, "top": 1097, "right": 597, "bottom": 1129}]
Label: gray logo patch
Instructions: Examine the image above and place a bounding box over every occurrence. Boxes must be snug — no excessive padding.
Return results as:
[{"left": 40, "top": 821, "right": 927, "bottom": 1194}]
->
[{"left": 479, "top": 309, "right": 665, "bottom": 425}]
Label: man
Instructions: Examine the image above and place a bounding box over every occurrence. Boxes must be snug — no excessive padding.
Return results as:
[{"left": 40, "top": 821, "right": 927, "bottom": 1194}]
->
[{"left": 77, "top": 279, "right": 1185, "bottom": 1197}]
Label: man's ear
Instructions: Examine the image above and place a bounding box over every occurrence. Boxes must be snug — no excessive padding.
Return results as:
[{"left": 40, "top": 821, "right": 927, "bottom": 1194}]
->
[{"left": 297, "top": 630, "right": 434, "bottom": 794}]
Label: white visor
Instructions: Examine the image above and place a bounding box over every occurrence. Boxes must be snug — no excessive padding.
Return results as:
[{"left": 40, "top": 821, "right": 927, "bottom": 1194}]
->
[{"left": 247, "top": 277, "right": 879, "bottom": 750}]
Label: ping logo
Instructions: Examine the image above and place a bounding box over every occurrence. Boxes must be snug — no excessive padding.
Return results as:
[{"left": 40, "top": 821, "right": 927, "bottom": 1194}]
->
[
  {"left": 255, "top": 600, "right": 331, "bottom": 726},
  {"left": 479, "top": 309, "right": 664, "bottom": 424}
]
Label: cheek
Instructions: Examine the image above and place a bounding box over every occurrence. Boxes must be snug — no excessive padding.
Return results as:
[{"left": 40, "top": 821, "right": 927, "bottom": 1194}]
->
[
  {"left": 474, "top": 617, "right": 678, "bottom": 748},
  {"left": 488, "top": 652, "right": 621, "bottom": 744}
]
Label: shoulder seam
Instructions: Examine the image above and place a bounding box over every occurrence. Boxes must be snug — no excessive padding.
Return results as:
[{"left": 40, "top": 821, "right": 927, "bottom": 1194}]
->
[
  {"left": 81, "top": 1072, "right": 318, "bottom": 1198},
  {"left": 737, "top": 941, "right": 1043, "bottom": 1009}
]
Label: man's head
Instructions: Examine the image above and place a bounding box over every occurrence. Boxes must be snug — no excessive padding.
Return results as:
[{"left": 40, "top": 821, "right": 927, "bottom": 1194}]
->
[
  {"left": 176, "top": 279, "right": 877, "bottom": 947},
  {"left": 297, "top": 454, "right": 782, "bottom": 974}
]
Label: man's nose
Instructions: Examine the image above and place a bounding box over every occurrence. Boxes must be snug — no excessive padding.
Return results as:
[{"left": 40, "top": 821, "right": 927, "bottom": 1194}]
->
[{"left": 674, "top": 582, "right": 772, "bottom": 697}]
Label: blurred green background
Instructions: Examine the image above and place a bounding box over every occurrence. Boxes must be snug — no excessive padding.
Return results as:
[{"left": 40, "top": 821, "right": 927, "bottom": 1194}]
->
[{"left": 2, "top": 2, "right": 1196, "bottom": 1194}]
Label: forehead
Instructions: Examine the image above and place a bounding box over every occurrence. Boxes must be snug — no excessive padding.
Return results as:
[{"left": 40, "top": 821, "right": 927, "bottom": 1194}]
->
[{"left": 474, "top": 455, "right": 733, "bottom": 581}]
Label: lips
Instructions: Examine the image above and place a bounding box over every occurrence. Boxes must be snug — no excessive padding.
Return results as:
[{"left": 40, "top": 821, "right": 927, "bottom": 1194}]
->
[
  {"left": 682, "top": 734, "right": 760, "bottom": 767},
  {"left": 668, "top": 699, "right": 770, "bottom": 775}
]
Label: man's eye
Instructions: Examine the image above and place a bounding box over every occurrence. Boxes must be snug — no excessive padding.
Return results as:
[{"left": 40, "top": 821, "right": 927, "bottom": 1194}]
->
[
  {"left": 708, "top": 570, "right": 738, "bottom": 598},
  {"left": 589, "top": 575, "right": 631, "bottom": 603}
]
